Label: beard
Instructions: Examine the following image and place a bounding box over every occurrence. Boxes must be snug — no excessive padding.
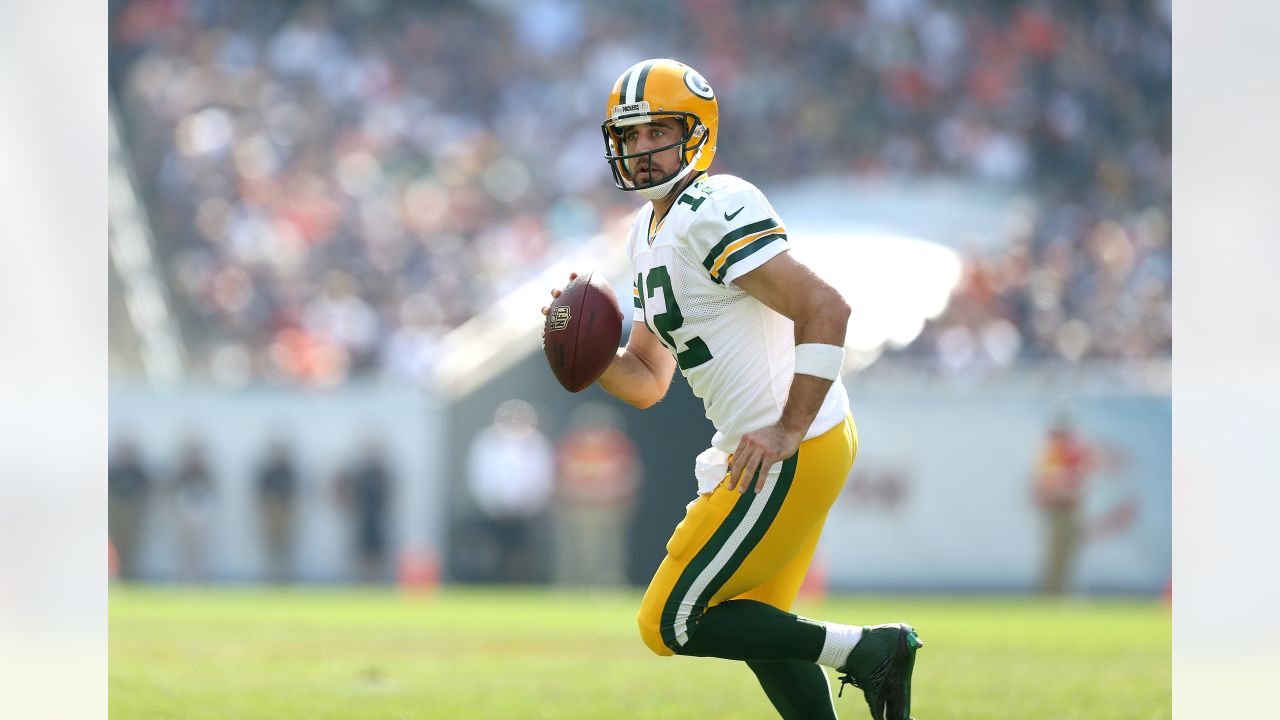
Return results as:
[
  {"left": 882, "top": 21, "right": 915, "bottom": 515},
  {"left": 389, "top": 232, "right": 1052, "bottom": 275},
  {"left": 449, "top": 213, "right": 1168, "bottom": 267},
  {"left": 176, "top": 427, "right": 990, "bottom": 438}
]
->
[{"left": 632, "top": 163, "right": 673, "bottom": 186}]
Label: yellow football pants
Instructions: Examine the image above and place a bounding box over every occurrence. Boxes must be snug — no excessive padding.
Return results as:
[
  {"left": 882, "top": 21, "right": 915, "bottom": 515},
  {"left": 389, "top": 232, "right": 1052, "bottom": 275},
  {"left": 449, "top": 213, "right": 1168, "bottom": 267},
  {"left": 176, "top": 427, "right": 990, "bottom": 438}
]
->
[{"left": 638, "top": 415, "right": 857, "bottom": 656}]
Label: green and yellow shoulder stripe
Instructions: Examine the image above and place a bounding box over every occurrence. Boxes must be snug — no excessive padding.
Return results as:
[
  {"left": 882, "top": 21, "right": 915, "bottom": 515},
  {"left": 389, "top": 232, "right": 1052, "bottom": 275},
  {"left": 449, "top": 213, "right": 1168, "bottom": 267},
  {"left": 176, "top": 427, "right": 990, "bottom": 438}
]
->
[{"left": 702, "top": 218, "right": 787, "bottom": 285}]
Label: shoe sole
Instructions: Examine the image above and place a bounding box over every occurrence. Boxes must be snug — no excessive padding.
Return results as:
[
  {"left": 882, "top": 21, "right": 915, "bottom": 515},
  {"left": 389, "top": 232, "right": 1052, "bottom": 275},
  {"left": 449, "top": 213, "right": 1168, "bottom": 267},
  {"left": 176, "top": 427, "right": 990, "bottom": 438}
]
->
[{"left": 884, "top": 624, "right": 923, "bottom": 720}]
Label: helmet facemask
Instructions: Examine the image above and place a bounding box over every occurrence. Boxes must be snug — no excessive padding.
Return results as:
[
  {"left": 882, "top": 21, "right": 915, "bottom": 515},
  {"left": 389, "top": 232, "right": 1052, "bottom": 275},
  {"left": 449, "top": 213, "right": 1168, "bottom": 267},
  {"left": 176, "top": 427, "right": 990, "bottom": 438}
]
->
[{"left": 602, "top": 111, "right": 707, "bottom": 200}]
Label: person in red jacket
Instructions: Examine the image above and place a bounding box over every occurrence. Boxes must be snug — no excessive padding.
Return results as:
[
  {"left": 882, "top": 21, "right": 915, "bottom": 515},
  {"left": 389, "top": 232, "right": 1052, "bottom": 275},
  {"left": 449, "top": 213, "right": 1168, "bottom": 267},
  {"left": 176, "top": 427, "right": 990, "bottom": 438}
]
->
[
  {"left": 553, "top": 403, "right": 640, "bottom": 589},
  {"left": 1034, "top": 414, "right": 1095, "bottom": 595}
]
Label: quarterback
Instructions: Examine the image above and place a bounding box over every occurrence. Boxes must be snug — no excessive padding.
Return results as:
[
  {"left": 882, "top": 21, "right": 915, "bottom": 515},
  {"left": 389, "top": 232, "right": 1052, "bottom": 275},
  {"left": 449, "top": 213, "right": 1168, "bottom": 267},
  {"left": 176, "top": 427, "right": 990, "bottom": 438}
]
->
[{"left": 543, "top": 59, "right": 923, "bottom": 719}]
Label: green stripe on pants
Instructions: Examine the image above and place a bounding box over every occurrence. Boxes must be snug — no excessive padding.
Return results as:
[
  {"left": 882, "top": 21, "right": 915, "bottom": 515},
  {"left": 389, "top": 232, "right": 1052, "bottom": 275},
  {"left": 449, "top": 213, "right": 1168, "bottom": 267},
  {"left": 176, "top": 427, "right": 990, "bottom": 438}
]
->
[{"left": 659, "top": 453, "right": 799, "bottom": 652}]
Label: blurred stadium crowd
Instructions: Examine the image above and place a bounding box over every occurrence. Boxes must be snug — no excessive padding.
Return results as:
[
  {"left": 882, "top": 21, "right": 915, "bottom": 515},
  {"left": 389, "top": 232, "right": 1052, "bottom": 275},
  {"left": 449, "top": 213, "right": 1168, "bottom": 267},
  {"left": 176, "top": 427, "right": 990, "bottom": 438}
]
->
[{"left": 109, "top": 0, "right": 1170, "bottom": 385}]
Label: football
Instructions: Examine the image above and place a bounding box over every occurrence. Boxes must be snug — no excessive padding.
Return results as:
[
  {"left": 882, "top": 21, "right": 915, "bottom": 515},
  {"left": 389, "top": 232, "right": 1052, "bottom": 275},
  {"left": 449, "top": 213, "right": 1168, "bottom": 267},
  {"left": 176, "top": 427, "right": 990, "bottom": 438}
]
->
[{"left": 543, "top": 271, "right": 623, "bottom": 392}]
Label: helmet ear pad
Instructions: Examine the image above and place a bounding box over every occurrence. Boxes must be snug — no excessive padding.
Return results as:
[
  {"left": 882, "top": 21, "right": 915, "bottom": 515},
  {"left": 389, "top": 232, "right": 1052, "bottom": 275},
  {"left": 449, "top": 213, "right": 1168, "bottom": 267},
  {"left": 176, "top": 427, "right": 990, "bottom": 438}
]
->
[
  {"left": 684, "top": 121, "right": 709, "bottom": 167},
  {"left": 670, "top": 116, "right": 708, "bottom": 171}
]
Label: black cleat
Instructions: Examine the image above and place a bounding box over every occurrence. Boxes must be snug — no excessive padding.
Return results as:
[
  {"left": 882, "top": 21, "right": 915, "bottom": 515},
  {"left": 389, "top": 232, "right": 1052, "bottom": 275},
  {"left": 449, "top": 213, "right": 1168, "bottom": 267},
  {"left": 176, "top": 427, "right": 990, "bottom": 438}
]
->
[{"left": 836, "top": 622, "right": 923, "bottom": 719}]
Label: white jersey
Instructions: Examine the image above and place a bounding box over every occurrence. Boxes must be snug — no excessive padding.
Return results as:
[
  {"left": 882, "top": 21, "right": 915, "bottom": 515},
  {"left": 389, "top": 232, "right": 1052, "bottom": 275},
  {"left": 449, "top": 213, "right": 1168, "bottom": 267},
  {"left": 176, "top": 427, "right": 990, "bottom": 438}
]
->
[{"left": 626, "top": 174, "right": 850, "bottom": 493}]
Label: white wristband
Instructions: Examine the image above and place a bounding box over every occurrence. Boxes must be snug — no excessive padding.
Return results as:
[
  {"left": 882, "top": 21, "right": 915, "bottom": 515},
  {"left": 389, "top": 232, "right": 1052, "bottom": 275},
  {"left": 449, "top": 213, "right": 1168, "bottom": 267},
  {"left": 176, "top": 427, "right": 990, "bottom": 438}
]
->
[{"left": 794, "top": 343, "right": 844, "bottom": 381}]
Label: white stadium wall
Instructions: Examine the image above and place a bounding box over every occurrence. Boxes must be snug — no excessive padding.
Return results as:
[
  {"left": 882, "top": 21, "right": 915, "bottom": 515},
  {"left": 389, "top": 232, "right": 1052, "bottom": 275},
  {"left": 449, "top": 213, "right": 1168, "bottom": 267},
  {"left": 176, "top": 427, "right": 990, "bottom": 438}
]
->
[
  {"left": 817, "top": 382, "right": 1171, "bottom": 595},
  {"left": 108, "top": 373, "right": 1170, "bottom": 595},
  {"left": 108, "top": 383, "right": 447, "bottom": 584}
]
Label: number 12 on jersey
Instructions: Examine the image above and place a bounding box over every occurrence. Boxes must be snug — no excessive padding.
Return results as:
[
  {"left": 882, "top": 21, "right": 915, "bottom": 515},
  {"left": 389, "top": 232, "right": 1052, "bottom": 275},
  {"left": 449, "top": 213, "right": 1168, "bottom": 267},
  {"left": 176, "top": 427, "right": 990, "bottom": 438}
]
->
[{"left": 637, "top": 266, "right": 714, "bottom": 371}]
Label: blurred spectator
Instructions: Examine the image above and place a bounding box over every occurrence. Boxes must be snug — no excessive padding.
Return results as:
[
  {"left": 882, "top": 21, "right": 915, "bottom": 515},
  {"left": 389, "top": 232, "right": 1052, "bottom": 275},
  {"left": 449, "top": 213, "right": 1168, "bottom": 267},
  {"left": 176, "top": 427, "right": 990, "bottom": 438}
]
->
[
  {"left": 108, "top": 436, "right": 151, "bottom": 580},
  {"left": 904, "top": 210, "right": 1171, "bottom": 371},
  {"left": 466, "top": 400, "right": 555, "bottom": 583},
  {"left": 552, "top": 403, "right": 640, "bottom": 589},
  {"left": 337, "top": 438, "right": 393, "bottom": 583},
  {"left": 109, "top": 0, "right": 1169, "bottom": 382},
  {"left": 256, "top": 438, "right": 298, "bottom": 583},
  {"left": 1032, "top": 413, "right": 1096, "bottom": 595},
  {"left": 171, "top": 437, "right": 216, "bottom": 584},
  {"left": 1032, "top": 411, "right": 1137, "bottom": 595}
]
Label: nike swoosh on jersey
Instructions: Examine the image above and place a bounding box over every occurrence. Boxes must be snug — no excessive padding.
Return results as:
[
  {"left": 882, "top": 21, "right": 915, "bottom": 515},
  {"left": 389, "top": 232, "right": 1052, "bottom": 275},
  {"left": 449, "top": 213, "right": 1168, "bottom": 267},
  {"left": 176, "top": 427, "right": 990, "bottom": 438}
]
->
[{"left": 724, "top": 206, "right": 745, "bottom": 221}]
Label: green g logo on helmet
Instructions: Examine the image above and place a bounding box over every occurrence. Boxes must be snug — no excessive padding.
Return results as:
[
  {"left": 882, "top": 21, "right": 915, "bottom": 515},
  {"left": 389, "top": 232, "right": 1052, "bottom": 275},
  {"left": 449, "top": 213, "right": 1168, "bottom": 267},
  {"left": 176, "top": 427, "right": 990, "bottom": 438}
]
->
[{"left": 683, "top": 69, "right": 714, "bottom": 100}]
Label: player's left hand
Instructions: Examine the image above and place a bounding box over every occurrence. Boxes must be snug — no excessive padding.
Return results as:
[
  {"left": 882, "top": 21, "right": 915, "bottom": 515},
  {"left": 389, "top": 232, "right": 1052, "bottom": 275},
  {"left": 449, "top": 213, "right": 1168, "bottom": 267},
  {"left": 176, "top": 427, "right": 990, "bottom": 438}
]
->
[{"left": 726, "top": 423, "right": 804, "bottom": 494}]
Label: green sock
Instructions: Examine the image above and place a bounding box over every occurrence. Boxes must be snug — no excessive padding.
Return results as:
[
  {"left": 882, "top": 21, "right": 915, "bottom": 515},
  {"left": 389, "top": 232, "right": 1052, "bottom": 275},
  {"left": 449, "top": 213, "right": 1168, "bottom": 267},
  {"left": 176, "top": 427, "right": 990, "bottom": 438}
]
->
[
  {"left": 675, "top": 599, "right": 826, "bottom": 662},
  {"left": 747, "top": 660, "right": 838, "bottom": 720}
]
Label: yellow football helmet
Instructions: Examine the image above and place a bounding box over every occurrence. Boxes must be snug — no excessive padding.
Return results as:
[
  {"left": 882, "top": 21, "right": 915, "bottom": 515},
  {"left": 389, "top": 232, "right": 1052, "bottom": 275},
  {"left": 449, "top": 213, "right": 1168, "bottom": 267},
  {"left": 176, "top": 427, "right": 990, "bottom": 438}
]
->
[{"left": 602, "top": 58, "right": 719, "bottom": 200}]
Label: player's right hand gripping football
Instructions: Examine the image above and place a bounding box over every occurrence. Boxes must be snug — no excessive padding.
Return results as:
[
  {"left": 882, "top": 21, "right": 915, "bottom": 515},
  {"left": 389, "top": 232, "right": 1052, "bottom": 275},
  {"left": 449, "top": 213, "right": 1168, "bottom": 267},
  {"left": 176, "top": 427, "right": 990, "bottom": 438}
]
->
[
  {"left": 540, "top": 272, "right": 578, "bottom": 321},
  {"left": 542, "top": 270, "right": 625, "bottom": 393}
]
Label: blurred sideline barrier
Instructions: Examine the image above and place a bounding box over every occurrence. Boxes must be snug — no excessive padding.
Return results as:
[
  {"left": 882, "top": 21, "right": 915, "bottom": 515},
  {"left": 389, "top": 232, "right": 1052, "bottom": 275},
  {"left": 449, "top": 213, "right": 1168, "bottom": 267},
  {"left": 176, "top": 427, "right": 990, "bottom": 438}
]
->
[
  {"left": 821, "top": 373, "right": 1170, "bottom": 594},
  {"left": 108, "top": 383, "right": 444, "bottom": 584},
  {"left": 109, "top": 361, "right": 1168, "bottom": 595}
]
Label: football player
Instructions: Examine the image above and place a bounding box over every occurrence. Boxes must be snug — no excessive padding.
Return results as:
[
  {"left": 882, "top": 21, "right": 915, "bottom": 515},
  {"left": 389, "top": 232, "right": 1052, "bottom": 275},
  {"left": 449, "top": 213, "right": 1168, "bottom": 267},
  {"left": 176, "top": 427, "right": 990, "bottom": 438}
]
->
[{"left": 543, "top": 58, "right": 923, "bottom": 719}]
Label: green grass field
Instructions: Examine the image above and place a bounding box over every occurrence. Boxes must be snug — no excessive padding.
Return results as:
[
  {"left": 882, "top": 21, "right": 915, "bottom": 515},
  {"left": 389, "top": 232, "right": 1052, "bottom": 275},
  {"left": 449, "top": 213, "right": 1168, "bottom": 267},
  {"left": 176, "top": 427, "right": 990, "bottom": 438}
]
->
[{"left": 109, "top": 587, "right": 1169, "bottom": 719}]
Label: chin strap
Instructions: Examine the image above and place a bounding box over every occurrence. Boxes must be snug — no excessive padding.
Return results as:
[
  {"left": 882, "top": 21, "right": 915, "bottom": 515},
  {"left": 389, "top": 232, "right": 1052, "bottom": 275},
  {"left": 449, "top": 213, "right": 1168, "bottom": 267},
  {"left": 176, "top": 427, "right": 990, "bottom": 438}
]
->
[{"left": 636, "top": 147, "right": 703, "bottom": 201}]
